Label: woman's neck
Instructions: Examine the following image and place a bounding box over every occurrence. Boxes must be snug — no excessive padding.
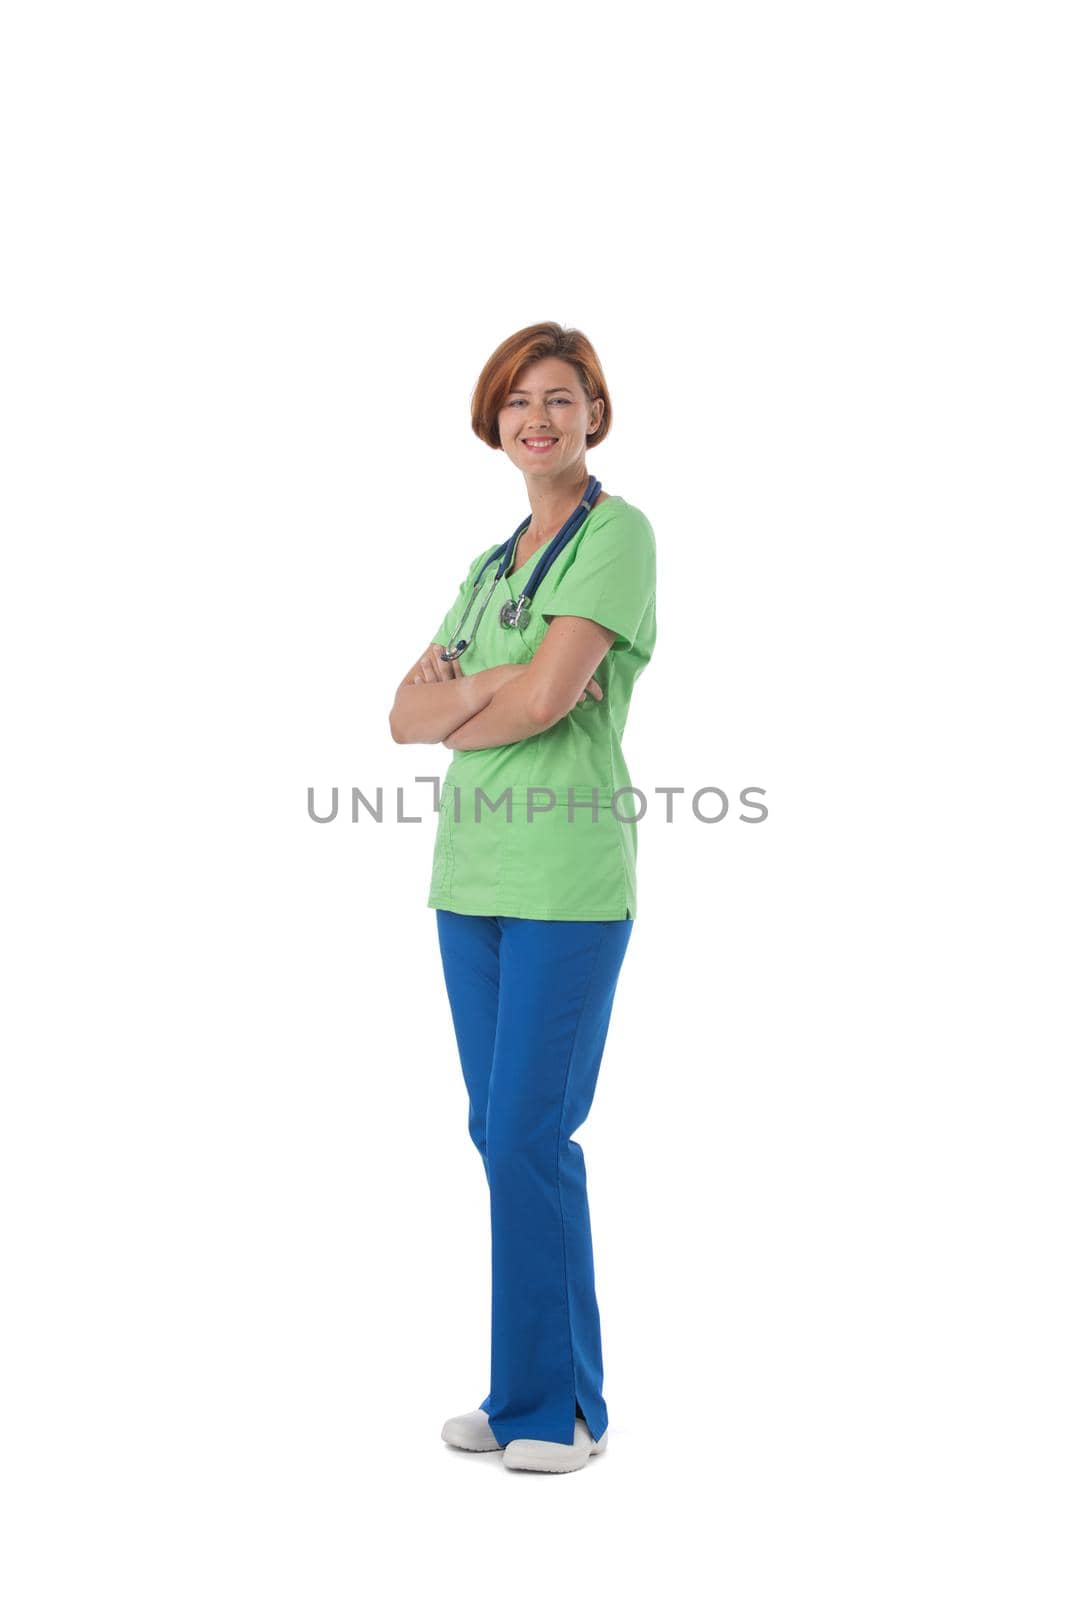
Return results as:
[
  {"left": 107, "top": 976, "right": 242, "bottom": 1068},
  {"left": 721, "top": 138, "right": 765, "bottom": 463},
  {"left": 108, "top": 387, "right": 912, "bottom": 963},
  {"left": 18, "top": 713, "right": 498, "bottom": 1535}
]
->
[{"left": 525, "top": 464, "right": 594, "bottom": 541}]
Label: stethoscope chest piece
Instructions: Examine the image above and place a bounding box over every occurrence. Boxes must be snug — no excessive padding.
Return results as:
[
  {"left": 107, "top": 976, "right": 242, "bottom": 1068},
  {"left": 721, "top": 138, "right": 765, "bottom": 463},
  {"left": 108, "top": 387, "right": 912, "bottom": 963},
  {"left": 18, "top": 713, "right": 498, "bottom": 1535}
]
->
[{"left": 499, "top": 597, "right": 531, "bottom": 630}]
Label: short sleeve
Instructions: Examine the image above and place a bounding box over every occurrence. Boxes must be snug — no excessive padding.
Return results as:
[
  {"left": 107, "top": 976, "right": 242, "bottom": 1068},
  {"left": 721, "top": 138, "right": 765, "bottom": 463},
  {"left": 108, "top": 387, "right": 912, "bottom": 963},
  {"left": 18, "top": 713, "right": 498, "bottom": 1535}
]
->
[
  {"left": 542, "top": 503, "right": 656, "bottom": 652},
  {"left": 431, "top": 546, "right": 494, "bottom": 647}
]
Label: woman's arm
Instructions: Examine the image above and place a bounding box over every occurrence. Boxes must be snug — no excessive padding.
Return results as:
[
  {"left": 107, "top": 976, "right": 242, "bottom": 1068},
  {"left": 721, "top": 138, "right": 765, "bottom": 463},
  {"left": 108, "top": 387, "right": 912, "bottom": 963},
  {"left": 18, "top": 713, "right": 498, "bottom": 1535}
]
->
[
  {"left": 442, "top": 670, "right": 546, "bottom": 750},
  {"left": 389, "top": 644, "right": 527, "bottom": 744},
  {"left": 444, "top": 617, "right": 615, "bottom": 751}
]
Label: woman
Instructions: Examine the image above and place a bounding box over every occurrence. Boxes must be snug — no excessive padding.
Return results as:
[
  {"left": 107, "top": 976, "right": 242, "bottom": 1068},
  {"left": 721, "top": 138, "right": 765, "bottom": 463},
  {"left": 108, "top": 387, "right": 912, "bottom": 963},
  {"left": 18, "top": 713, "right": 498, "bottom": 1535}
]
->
[{"left": 389, "top": 322, "right": 656, "bottom": 1474}]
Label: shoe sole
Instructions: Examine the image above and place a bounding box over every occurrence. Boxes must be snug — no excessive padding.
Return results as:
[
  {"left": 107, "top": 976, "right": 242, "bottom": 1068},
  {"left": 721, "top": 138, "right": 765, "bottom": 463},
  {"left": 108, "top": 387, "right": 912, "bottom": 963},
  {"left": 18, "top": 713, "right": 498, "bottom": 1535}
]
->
[
  {"left": 502, "top": 1434, "right": 607, "bottom": 1473},
  {"left": 441, "top": 1434, "right": 503, "bottom": 1451}
]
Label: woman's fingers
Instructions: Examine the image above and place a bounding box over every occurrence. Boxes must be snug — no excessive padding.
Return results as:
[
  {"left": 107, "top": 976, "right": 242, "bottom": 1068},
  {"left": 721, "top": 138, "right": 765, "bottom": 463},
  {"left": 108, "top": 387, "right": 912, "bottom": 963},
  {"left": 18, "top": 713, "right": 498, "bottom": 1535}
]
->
[
  {"left": 420, "top": 646, "right": 454, "bottom": 684},
  {"left": 410, "top": 647, "right": 463, "bottom": 687}
]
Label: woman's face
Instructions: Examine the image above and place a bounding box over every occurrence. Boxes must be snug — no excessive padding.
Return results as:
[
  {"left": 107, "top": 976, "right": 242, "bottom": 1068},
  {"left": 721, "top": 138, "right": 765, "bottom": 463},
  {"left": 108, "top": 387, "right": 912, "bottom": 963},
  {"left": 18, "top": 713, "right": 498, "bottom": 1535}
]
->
[{"left": 497, "top": 357, "right": 604, "bottom": 480}]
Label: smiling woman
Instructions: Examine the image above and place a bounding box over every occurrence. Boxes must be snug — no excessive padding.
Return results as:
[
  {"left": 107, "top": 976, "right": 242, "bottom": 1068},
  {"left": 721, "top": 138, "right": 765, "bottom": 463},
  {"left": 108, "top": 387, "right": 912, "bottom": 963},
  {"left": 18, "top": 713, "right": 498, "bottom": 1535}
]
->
[
  {"left": 507, "top": 380, "right": 584, "bottom": 457},
  {"left": 389, "top": 320, "right": 656, "bottom": 1475}
]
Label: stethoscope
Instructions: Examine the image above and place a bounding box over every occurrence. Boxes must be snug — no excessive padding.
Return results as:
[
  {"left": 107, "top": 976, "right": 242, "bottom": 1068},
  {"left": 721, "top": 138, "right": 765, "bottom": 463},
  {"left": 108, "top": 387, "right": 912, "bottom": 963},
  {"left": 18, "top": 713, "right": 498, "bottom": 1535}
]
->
[{"left": 438, "top": 474, "right": 602, "bottom": 662}]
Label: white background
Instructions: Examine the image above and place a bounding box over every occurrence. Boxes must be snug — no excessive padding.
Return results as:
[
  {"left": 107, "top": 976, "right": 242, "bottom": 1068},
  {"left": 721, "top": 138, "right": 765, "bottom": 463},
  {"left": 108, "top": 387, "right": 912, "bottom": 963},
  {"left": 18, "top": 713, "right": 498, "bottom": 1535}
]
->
[{"left": 2, "top": 3, "right": 1063, "bottom": 1596}]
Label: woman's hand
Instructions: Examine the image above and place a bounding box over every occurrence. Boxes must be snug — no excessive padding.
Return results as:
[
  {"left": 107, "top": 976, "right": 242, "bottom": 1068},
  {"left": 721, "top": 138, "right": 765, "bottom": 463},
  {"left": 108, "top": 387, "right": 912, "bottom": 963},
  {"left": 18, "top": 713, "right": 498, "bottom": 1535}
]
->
[{"left": 410, "top": 643, "right": 464, "bottom": 685}]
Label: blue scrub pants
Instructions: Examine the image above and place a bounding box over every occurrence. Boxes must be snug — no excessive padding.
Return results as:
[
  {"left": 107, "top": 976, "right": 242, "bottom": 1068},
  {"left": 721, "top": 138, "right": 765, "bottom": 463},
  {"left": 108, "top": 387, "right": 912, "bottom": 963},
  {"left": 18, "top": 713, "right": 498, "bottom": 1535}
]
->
[{"left": 435, "top": 910, "right": 633, "bottom": 1448}]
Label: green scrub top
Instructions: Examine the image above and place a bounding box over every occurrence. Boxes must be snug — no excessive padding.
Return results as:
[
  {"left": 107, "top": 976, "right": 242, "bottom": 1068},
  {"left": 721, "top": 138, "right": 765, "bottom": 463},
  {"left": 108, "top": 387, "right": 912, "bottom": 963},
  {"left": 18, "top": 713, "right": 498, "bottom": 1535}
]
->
[{"left": 426, "top": 494, "right": 657, "bottom": 921}]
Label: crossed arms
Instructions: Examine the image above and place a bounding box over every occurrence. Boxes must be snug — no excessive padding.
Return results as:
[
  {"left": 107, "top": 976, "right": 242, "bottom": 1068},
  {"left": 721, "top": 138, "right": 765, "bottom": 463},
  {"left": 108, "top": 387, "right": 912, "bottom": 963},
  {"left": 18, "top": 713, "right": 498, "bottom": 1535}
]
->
[{"left": 388, "top": 615, "right": 616, "bottom": 750}]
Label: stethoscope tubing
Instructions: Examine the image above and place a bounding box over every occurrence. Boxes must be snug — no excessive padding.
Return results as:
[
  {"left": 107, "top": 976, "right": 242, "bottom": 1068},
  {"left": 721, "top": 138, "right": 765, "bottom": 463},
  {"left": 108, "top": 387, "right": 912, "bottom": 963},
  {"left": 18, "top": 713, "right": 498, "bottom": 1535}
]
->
[{"left": 440, "top": 474, "right": 602, "bottom": 661}]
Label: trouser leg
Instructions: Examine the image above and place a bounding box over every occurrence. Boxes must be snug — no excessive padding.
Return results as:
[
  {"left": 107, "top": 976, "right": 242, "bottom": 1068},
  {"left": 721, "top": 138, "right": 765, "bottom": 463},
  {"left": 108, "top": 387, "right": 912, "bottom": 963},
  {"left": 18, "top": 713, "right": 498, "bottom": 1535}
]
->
[
  {"left": 436, "top": 910, "right": 500, "bottom": 1419},
  {"left": 435, "top": 910, "right": 500, "bottom": 1178},
  {"left": 483, "top": 915, "right": 633, "bottom": 1447}
]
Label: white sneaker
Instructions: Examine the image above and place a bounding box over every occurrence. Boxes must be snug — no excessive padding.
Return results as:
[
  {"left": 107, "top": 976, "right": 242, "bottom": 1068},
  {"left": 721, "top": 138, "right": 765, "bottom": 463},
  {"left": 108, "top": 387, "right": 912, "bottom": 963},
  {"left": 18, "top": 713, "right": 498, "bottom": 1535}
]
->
[
  {"left": 502, "top": 1417, "right": 607, "bottom": 1473},
  {"left": 441, "top": 1407, "right": 503, "bottom": 1451}
]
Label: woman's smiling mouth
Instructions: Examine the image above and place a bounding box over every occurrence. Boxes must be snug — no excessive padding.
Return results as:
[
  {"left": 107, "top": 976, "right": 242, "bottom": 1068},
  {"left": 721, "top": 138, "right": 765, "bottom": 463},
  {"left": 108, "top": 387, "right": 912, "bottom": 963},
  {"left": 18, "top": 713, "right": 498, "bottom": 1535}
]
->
[{"left": 522, "top": 437, "right": 558, "bottom": 452}]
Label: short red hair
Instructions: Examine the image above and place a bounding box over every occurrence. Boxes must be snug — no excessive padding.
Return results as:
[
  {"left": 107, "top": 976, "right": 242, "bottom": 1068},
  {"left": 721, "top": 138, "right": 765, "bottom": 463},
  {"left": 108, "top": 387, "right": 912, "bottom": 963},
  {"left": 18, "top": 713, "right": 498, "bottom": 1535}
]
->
[{"left": 471, "top": 321, "right": 613, "bottom": 450}]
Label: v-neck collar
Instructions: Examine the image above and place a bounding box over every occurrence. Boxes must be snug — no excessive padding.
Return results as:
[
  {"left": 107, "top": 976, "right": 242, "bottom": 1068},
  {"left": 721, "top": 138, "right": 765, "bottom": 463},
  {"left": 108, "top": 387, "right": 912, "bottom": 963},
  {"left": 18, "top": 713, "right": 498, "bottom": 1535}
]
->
[
  {"left": 502, "top": 495, "right": 617, "bottom": 591},
  {"left": 502, "top": 544, "right": 542, "bottom": 591}
]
